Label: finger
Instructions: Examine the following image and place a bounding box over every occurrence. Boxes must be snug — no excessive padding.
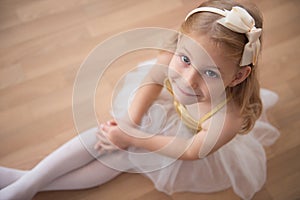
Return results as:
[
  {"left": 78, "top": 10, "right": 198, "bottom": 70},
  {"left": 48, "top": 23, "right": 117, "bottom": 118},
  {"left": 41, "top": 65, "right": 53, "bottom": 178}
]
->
[
  {"left": 100, "top": 123, "right": 109, "bottom": 132},
  {"left": 101, "top": 128, "right": 110, "bottom": 138},
  {"left": 96, "top": 132, "right": 112, "bottom": 146},
  {"left": 94, "top": 142, "right": 101, "bottom": 150},
  {"left": 107, "top": 120, "right": 117, "bottom": 126},
  {"left": 97, "top": 131, "right": 111, "bottom": 143},
  {"left": 101, "top": 143, "right": 118, "bottom": 151},
  {"left": 95, "top": 137, "right": 118, "bottom": 150},
  {"left": 95, "top": 147, "right": 106, "bottom": 155},
  {"left": 95, "top": 145, "right": 116, "bottom": 155}
]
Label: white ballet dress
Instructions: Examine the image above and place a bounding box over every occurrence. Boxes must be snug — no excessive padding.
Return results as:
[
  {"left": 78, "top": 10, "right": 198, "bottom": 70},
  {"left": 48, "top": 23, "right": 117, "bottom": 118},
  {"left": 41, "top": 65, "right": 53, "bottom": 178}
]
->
[{"left": 108, "top": 60, "right": 280, "bottom": 200}]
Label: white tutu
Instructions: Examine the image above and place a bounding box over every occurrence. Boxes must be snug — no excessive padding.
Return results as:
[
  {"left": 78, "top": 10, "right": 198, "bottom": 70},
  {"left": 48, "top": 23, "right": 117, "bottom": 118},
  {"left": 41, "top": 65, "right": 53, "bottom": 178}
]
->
[{"left": 110, "top": 60, "right": 280, "bottom": 200}]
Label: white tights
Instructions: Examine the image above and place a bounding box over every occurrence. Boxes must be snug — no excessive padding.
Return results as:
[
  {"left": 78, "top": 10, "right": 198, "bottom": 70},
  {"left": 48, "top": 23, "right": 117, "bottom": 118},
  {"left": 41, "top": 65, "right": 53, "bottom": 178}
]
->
[{"left": 0, "top": 128, "right": 131, "bottom": 200}]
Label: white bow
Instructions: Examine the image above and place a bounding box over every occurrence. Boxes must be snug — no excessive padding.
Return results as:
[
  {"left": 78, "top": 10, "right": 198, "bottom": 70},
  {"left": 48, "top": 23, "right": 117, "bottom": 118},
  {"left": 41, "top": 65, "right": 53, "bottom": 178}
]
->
[
  {"left": 217, "top": 6, "right": 261, "bottom": 66},
  {"left": 185, "top": 6, "right": 261, "bottom": 66}
]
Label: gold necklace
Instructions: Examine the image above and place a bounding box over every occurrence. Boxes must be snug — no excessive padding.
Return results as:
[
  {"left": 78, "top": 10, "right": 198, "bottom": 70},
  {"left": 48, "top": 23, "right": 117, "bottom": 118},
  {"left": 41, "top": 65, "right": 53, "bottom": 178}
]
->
[{"left": 164, "top": 79, "right": 230, "bottom": 133}]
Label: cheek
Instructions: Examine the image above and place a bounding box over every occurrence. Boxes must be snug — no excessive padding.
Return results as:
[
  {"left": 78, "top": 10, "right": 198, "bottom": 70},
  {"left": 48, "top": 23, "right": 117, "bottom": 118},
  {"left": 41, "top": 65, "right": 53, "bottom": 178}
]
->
[
  {"left": 222, "top": 73, "right": 236, "bottom": 88},
  {"left": 202, "top": 79, "right": 226, "bottom": 97},
  {"left": 168, "top": 56, "right": 183, "bottom": 78}
]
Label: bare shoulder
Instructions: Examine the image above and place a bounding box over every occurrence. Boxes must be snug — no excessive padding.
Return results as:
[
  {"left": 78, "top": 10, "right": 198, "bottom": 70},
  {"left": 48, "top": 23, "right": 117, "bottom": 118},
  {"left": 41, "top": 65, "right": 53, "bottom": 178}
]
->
[
  {"left": 204, "top": 100, "right": 243, "bottom": 155},
  {"left": 225, "top": 100, "right": 243, "bottom": 133}
]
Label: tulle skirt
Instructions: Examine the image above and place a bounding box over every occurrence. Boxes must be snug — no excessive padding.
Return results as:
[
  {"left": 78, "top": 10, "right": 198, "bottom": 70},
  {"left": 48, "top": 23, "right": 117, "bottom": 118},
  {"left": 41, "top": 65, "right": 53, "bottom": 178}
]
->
[{"left": 110, "top": 60, "right": 280, "bottom": 200}]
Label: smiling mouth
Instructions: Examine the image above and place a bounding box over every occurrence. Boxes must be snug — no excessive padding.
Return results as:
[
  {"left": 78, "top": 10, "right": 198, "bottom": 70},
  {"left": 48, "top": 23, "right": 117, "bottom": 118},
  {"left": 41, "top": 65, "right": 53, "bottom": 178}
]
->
[{"left": 175, "top": 83, "right": 203, "bottom": 97}]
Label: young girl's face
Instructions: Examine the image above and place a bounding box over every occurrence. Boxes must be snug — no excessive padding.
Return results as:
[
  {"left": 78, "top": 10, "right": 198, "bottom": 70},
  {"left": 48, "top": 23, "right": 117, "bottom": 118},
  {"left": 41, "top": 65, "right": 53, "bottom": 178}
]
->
[{"left": 168, "top": 33, "right": 238, "bottom": 105}]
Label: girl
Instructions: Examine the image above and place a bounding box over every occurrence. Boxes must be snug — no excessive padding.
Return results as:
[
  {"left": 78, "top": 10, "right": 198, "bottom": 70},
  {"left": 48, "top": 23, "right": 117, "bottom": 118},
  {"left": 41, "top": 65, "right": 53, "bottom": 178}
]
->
[{"left": 0, "top": 0, "right": 280, "bottom": 199}]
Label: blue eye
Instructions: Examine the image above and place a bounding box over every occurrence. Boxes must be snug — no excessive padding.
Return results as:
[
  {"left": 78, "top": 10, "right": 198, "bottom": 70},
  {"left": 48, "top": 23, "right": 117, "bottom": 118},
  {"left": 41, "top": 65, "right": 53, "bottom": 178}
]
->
[
  {"left": 205, "top": 70, "right": 219, "bottom": 78},
  {"left": 180, "top": 55, "right": 191, "bottom": 65}
]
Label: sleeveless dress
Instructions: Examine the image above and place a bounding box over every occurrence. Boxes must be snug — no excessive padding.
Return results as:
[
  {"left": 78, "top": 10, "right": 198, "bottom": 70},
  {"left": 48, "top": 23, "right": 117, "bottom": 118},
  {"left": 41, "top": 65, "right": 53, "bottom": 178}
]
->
[{"left": 110, "top": 60, "right": 280, "bottom": 200}]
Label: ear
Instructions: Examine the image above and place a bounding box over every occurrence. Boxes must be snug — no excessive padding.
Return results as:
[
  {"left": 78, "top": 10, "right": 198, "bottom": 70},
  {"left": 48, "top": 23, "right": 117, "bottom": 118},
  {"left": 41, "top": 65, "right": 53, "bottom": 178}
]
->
[{"left": 228, "top": 66, "right": 251, "bottom": 87}]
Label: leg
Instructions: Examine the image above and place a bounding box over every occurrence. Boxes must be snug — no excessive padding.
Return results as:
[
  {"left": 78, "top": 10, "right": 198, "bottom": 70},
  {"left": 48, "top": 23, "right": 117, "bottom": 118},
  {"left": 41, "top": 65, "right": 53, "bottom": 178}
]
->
[
  {"left": 0, "top": 160, "right": 121, "bottom": 191},
  {"left": 0, "top": 167, "right": 27, "bottom": 189},
  {"left": 41, "top": 151, "right": 126, "bottom": 191},
  {"left": 0, "top": 127, "right": 102, "bottom": 200},
  {"left": 0, "top": 151, "right": 130, "bottom": 192}
]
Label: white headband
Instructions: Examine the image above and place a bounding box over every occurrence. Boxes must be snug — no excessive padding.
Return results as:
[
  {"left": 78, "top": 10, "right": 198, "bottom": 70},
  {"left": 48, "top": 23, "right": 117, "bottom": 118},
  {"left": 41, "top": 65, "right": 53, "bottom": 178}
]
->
[{"left": 185, "top": 6, "right": 262, "bottom": 66}]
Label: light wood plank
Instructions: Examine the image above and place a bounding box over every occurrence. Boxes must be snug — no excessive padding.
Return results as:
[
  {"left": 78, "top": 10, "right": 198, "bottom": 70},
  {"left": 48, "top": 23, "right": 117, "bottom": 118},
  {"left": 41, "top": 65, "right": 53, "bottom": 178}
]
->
[{"left": 0, "top": 0, "right": 299, "bottom": 200}]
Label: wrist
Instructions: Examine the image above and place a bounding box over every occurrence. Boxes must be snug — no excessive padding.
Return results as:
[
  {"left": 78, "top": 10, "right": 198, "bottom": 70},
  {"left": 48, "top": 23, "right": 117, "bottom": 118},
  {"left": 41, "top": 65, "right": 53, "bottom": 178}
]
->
[{"left": 118, "top": 120, "right": 143, "bottom": 148}]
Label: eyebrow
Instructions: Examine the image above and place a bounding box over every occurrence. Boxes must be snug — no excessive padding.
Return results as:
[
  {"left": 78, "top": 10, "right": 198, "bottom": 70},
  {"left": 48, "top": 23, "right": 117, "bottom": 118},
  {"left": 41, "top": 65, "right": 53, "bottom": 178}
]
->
[
  {"left": 206, "top": 65, "right": 221, "bottom": 70},
  {"left": 182, "top": 46, "right": 194, "bottom": 61}
]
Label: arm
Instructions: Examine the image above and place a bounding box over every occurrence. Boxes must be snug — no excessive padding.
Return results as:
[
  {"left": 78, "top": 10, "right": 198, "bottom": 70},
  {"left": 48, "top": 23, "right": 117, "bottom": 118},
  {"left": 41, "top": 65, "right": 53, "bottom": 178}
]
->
[
  {"left": 130, "top": 126, "right": 237, "bottom": 160},
  {"left": 101, "top": 111, "right": 240, "bottom": 160},
  {"left": 126, "top": 51, "right": 173, "bottom": 125},
  {"left": 94, "top": 51, "right": 173, "bottom": 151}
]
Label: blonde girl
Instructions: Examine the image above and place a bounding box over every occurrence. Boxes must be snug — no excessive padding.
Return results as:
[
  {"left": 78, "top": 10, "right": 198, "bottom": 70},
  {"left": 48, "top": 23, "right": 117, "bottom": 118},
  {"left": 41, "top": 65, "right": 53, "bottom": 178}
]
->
[{"left": 0, "top": 0, "right": 279, "bottom": 199}]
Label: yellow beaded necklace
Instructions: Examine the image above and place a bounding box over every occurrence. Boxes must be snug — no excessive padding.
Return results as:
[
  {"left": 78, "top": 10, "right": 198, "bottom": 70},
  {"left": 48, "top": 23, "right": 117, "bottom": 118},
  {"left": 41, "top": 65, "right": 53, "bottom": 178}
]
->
[{"left": 164, "top": 79, "right": 230, "bottom": 133}]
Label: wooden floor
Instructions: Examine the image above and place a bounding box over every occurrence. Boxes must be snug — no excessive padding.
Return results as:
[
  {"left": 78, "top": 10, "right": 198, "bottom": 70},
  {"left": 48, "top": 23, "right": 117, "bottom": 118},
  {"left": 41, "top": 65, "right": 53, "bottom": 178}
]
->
[{"left": 0, "top": 0, "right": 299, "bottom": 199}]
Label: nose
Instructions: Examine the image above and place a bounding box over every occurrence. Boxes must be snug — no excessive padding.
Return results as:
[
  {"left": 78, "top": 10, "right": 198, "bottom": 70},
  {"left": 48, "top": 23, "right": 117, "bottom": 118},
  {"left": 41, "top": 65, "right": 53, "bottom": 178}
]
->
[{"left": 185, "top": 68, "right": 200, "bottom": 89}]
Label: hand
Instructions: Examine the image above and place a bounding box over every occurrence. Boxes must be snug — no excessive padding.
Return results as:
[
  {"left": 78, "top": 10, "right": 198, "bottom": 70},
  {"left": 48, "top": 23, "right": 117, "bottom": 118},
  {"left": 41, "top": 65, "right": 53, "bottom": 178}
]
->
[
  {"left": 94, "top": 120, "right": 119, "bottom": 153},
  {"left": 95, "top": 120, "right": 133, "bottom": 151}
]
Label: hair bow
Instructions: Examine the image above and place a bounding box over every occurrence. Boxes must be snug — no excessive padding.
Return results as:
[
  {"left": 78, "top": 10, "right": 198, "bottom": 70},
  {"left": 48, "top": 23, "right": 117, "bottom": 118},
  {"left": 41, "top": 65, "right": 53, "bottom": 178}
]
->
[
  {"left": 185, "top": 6, "right": 262, "bottom": 66},
  {"left": 217, "top": 6, "right": 261, "bottom": 66}
]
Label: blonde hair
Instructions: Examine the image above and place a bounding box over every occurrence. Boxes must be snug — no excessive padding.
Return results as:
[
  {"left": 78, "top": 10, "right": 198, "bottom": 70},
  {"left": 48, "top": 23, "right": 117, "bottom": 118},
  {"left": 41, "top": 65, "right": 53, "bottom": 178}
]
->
[{"left": 181, "top": 0, "right": 263, "bottom": 134}]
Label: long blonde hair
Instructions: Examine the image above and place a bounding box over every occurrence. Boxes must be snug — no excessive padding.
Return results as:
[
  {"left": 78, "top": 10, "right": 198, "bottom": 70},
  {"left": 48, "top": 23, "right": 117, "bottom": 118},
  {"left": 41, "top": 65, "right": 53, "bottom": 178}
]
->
[{"left": 181, "top": 0, "right": 263, "bottom": 134}]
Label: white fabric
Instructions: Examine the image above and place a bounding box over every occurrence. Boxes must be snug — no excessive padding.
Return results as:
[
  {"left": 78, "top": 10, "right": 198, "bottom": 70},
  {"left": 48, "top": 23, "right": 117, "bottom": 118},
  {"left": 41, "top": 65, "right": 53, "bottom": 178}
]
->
[
  {"left": 0, "top": 60, "right": 279, "bottom": 200},
  {"left": 185, "top": 6, "right": 262, "bottom": 66},
  {"left": 112, "top": 64, "right": 280, "bottom": 200},
  {"left": 0, "top": 128, "right": 129, "bottom": 200}
]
